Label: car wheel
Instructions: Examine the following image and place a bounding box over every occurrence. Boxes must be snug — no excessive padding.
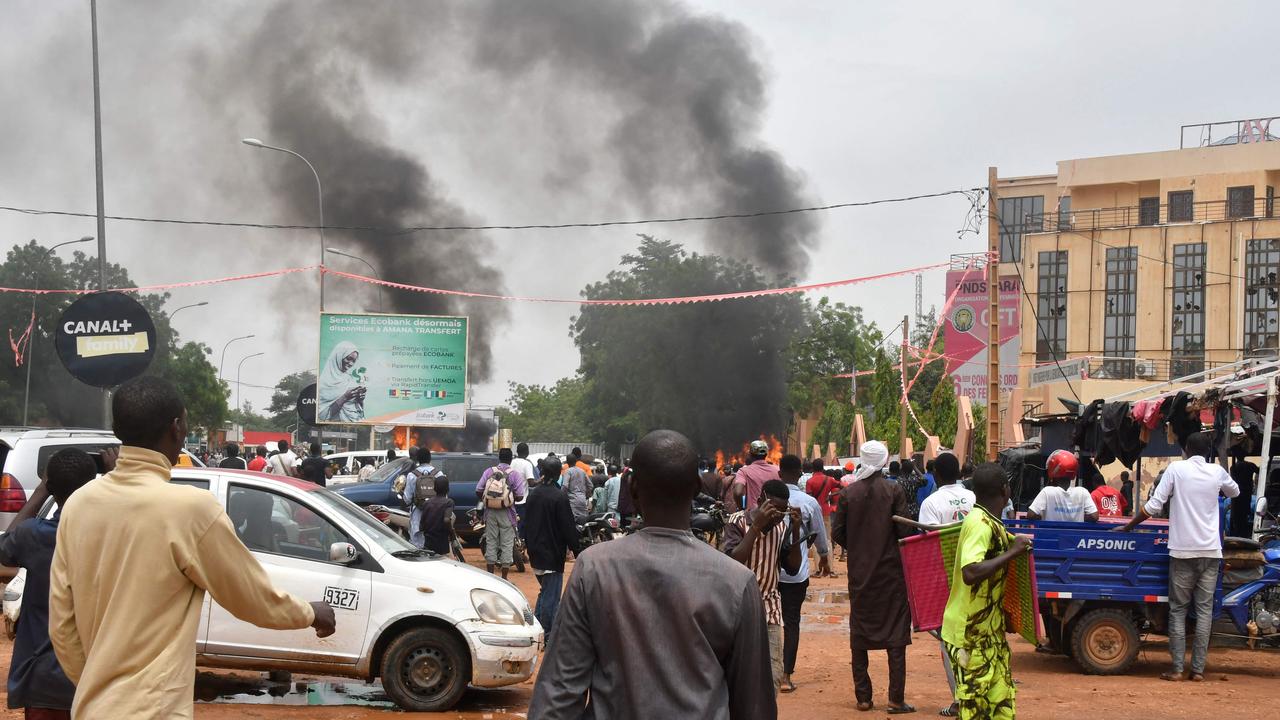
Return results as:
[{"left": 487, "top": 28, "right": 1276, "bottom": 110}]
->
[
  {"left": 380, "top": 626, "right": 470, "bottom": 712},
  {"left": 1071, "top": 608, "right": 1140, "bottom": 675}
]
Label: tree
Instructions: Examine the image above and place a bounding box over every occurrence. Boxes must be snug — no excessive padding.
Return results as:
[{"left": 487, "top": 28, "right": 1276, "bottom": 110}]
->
[
  {"left": 228, "top": 401, "right": 276, "bottom": 430},
  {"left": 496, "top": 377, "right": 594, "bottom": 442},
  {"left": 786, "top": 298, "right": 883, "bottom": 417},
  {"left": 923, "top": 371, "right": 959, "bottom": 448},
  {"left": 267, "top": 371, "right": 316, "bottom": 428},
  {"left": 154, "top": 342, "right": 227, "bottom": 433},
  {"left": 970, "top": 403, "right": 989, "bottom": 463},
  {"left": 865, "top": 351, "right": 903, "bottom": 453},
  {"left": 907, "top": 307, "right": 946, "bottom": 407},
  {"left": 573, "top": 236, "right": 806, "bottom": 454}
]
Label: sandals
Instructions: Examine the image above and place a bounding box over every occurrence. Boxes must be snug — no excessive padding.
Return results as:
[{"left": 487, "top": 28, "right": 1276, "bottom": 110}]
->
[
  {"left": 888, "top": 704, "right": 917, "bottom": 714},
  {"left": 1160, "top": 671, "right": 1184, "bottom": 682},
  {"left": 856, "top": 702, "right": 875, "bottom": 712},
  {"left": 1189, "top": 672, "right": 1205, "bottom": 682},
  {"left": 779, "top": 678, "right": 797, "bottom": 694},
  {"left": 939, "top": 704, "right": 960, "bottom": 717}
]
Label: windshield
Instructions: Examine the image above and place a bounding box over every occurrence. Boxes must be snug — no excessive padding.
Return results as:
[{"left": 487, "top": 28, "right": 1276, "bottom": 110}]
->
[
  {"left": 307, "top": 487, "right": 418, "bottom": 554},
  {"left": 366, "top": 457, "right": 415, "bottom": 484}
]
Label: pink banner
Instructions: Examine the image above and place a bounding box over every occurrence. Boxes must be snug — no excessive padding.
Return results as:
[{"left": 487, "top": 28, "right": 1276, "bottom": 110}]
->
[{"left": 943, "top": 271, "right": 1021, "bottom": 404}]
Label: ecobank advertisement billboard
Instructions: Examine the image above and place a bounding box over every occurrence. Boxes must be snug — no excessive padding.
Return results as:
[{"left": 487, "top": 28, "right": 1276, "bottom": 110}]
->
[{"left": 317, "top": 312, "right": 468, "bottom": 427}]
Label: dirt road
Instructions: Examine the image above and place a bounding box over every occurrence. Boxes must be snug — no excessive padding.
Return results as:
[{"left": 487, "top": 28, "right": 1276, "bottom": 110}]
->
[{"left": 2, "top": 549, "right": 1277, "bottom": 719}]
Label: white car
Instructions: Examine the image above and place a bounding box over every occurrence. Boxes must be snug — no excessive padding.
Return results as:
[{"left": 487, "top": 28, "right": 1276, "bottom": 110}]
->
[
  {"left": 7, "top": 467, "right": 543, "bottom": 712},
  {"left": 325, "top": 450, "right": 408, "bottom": 486}
]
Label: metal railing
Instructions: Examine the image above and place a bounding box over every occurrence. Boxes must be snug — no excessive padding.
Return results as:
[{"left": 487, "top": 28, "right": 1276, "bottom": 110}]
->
[
  {"left": 1180, "top": 116, "right": 1279, "bottom": 148},
  {"left": 1023, "top": 195, "right": 1278, "bottom": 234},
  {"left": 1082, "top": 355, "right": 1246, "bottom": 382}
]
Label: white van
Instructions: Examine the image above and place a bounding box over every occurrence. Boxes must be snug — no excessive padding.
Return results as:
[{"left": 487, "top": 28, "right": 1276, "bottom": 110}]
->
[
  {"left": 7, "top": 467, "right": 542, "bottom": 712},
  {"left": 325, "top": 450, "right": 407, "bottom": 486}
]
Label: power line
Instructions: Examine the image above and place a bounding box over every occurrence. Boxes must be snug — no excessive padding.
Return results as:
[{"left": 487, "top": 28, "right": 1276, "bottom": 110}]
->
[{"left": 0, "top": 187, "right": 981, "bottom": 235}]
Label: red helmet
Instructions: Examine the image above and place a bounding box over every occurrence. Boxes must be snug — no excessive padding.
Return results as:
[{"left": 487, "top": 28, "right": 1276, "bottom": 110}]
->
[{"left": 1046, "top": 450, "right": 1079, "bottom": 481}]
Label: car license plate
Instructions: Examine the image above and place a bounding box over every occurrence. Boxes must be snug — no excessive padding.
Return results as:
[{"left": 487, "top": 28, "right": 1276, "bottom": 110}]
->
[{"left": 324, "top": 586, "right": 359, "bottom": 611}]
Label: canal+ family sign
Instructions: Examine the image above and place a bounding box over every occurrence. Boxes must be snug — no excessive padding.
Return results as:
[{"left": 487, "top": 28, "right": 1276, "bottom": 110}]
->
[{"left": 55, "top": 292, "right": 157, "bottom": 387}]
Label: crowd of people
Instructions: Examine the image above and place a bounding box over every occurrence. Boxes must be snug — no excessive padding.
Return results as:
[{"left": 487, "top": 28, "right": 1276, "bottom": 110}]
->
[{"left": 0, "top": 384, "right": 1247, "bottom": 719}]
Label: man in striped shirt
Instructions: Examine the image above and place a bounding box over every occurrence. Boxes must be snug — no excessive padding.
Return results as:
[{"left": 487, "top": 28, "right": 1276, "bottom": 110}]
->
[{"left": 723, "top": 479, "right": 802, "bottom": 692}]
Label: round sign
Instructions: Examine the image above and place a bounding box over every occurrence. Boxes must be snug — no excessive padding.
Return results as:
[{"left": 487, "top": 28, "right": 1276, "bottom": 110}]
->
[
  {"left": 296, "top": 383, "right": 318, "bottom": 425},
  {"left": 951, "top": 304, "right": 976, "bottom": 333},
  {"left": 54, "top": 292, "right": 157, "bottom": 388}
]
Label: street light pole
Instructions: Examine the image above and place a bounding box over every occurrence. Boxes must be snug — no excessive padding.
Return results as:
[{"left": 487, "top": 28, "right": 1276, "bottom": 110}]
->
[
  {"left": 167, "top": 301, "right": 208, "bottom": 347},
  {"left": 236, "top": 352, "right": 264, "bottom": 418},
  {"left": 326, "top": 247, "right": 384, "bottom": 312},
  {"left": 23, "top": 237, "right": 94, "bottom": 425},
  {"left": 219, "top": 334, "right": 255, "bottom": 381},
  {"left": 244, "top": 137, "right": 326, "bottom": 448},
  {"left": 90, "top": 0, "right": 109, "bottom": 428},
  {"left": 242, "top": 138, "right": 325, "bottom": 310}
]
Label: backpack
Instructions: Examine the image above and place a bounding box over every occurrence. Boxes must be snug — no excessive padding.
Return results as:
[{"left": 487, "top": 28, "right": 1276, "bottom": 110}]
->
[
  {"left": 409, "top": 464, "right": 443, "bottom": 509},
  {"left": 483, "top": 466, "right": 514, "bottom": 510}
]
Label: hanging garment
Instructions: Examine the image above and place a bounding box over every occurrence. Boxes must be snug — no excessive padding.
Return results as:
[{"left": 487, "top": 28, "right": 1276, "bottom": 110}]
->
[
  {"left": 1131, "top": 400, "right": 1164, "bottom": 430},
  {"left": 1100, "top": 401, "right": 1146, "bottom": 468},
  {"left": 1074, "top": 399, "right": 1105, "bottom": 454},
  {"left": 1166, "top": 391, "right": 1199, "bottom": 447}
]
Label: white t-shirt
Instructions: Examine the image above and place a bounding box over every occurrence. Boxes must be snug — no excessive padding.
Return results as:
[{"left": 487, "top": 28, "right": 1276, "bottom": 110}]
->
[
  {"left": 268, "top": 451, "right": 297, "bottom": 476},
  {"left": 510, "top": 457, "right": 537, "bottom": 484},
  {"left": 1145, "top": 456, "right": 1240, "bottom": 559},
  {"left": 918, "top": 484, "right": 976, "bottom": 526},
  {"left": 1029, "top": 485, "right": 1097, "bottom": 522}
]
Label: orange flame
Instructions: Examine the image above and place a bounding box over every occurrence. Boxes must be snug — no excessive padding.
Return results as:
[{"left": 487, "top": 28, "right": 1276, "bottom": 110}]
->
[
  {"left": 390, "top": 427, "right": 450, "bottom": 453},
  {"left": 716, "top": 435, "right": 784, "bottom": 468}
]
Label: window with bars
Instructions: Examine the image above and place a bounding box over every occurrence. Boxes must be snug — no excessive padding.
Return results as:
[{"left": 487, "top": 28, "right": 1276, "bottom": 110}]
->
[
  {"left": 1245, "top": 239, "right": 1280, "bottom": 356},
  {"left": 1035, "top": 250, "right": 1068, "bottom": 364},
  {"left": 1139, "top": 197, "right": 1159, "bottom": 226},
  {"left": 1168, "top": 190, "right": 1194, "bottom": 223},
  {"left": 1171, "top": 243, "right": 1206, "bottom": 377},
  {"left": 1103, "top": 247, "right": 1138, "bottom": 378},
  {"left": 998, "top": 195, "right": 1044, "bottom": 263},
  {"left": 1229, "top": 186, "right": 1256, "bottom": 219}
]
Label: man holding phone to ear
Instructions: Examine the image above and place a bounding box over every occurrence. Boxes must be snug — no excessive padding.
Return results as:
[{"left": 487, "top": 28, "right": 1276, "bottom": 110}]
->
[{"left": 723, "top": 479, "right": 803, "bottom": 693}]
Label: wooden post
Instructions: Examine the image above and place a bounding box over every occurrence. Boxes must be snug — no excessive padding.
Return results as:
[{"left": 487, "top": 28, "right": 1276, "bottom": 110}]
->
[
  {"left": 987, "top": 167, "right": 1002, "bottom": 459},
  {"left": 899, "top": 314, "right": 910, "bottom": 456}
]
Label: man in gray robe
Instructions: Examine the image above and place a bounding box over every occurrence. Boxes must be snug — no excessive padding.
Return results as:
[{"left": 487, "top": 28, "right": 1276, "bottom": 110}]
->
[{"left": 529, "top": 429, "right": 775, "bottom": 720}]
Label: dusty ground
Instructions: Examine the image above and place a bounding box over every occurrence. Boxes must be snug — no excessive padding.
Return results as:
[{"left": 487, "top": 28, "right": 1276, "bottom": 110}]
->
[{"left": 1, "top": 547, "right": 1277, "bottom": 719}]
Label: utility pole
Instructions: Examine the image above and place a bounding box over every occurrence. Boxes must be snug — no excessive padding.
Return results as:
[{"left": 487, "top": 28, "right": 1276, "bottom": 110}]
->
[
  {"left": 986, "top": 167, "right": 1001, "bottom": 459},
  {"left": 90, "top": 0, "right": 110, "bottom": 429},
  {"left": 898, "top": 313, "right": 909, "bottom": 456}
]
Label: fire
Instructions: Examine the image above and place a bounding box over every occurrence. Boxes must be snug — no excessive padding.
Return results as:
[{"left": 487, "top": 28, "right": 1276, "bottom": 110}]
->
[
  {"left": 389, "top": 427, "right": 450, "bottom": 453},
  {"left": 715, "top": 435, "right": 783, "bottom": 468}
]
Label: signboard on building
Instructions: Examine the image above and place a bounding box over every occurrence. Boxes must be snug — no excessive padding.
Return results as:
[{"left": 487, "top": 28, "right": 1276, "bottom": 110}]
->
[
  {"left": 1029, "top": 357, "right": 1089, "bottom": 388},
  {"left": 54, "top": 292, "right": 157, "bottom": 388},
  {"left": 317, "top": 312, "right": 468, "bottom": 427},
  {"left": 943, "top": 272, "right": 1021, "bottom": 404}
]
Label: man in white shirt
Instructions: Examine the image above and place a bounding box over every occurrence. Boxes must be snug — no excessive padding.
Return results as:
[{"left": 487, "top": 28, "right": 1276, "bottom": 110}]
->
[
  {"left": 267, "top": 440, "right": 297, "bottom": 477},
  {"left": 915, "top": 452, "right": 974, "bottom": 717},
  {"left": 511, "top": 443, "right": 538, "bottom": 486},
  {"left": 1027, "top": 450, "right": 1098, "bottom": 523},
  {"left": 919, "top": 453, "right": 975, "bottom": 527},
  {"left": 1116, "top": 432, "right": 1239, "bottom": 681}
]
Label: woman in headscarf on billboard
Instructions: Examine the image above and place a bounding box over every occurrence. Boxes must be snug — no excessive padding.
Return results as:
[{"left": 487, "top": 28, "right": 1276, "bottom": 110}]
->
[{"left": 318, "top": 341, "right": 366, "bottom": 422}]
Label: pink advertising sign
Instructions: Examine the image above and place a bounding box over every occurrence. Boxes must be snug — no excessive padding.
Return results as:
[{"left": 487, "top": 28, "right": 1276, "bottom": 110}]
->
[{"left": 943, "top": 271, "right": 1021, "bottom": 404}]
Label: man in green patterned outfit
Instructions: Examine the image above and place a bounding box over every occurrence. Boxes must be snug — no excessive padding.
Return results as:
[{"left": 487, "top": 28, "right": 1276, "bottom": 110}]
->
[{"left": 940, "top": 464, "right": 1033, "bottom": 719}]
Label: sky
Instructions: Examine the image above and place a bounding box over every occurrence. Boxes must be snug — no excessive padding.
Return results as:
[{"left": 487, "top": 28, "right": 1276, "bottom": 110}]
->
[{"left": 1, "top": 0, "right": 1273, "bottom": 417}]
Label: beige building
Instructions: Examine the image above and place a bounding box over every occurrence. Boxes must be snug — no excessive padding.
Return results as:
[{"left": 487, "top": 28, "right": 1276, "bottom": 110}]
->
[{"left": 998, "top": 118, "right": 1280, "bottom": 415}]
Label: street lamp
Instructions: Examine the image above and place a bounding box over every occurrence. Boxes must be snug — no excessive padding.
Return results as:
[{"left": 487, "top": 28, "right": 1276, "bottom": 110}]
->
[
  {"left": 170, "top": 301, "right": 208, "bottom": 321},
  {"left": 218, "top": 334, "right": 255, "bottom": 381},
  {"left": 23, "top": 236, "right": 95, "bottom": 425},
  {"left": 235, "top": 352, "right": 264, "bottom": 418},
  {"left": 242, "top": 138, "right": 326, "bottom": 310},
  {"left": 326, "top": 247, "right": 384, "bottom": 312}
]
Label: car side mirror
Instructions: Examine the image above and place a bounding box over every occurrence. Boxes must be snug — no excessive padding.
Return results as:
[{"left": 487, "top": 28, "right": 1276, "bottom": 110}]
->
[{"left": 329, "top": 542, "right": 359, "bottom": 564}]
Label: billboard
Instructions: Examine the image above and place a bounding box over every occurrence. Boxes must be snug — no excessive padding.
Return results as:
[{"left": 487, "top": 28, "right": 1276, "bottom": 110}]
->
[
  {"left": 943, "top": 272, "right": 1021, "bottom": 404},
  {"left": 317, "top": 312, "right": 468, "bottom": 427}
]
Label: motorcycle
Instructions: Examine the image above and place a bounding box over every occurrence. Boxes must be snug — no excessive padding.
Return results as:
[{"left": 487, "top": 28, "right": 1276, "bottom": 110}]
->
[
  {"left": 691, "top": 493, "right": 727, "bottom": 547},
  {"left": 367, "top": 504, "right": 466, "bottom": 562},
  {"left": 576, "top": 511, "right": 621, "bottom": 549},
  {"left": 467, "top": 506, "right": 527, "bottom": 572}
]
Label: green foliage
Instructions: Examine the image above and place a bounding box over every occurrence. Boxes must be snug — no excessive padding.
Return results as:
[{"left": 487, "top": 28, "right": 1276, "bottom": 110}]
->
[
  {"left": 907, "top": 307, "right": 945, "bottom": 407},
  {"left": 572, "top": 236, "right": 806, "bottom": 453},
  {"left": 228, "top": 401, "right": 277, "bottom": 430},
  {"left": 865, "top": 351, "right": 903, "bottom": 453},
  {"left": 786, "top": 298, "right": 883, "bottom": 417},
  {"left": 267, "top": 371, "right": 316, "bottom": 428},
  {"left": 496, "top": 377, "right": 595, "bottom": 442},
  {"left": 971, "top": 402, "right": 989, "bottom": 463},
  {"left": 924, "top": 371, "right": 959, "bottom": 448},
  {"left": 809, "top": 398, "right": 854, "bottom": 451},
  {"left": 153, "top": 342, "right": 227, "bottom": 433}
]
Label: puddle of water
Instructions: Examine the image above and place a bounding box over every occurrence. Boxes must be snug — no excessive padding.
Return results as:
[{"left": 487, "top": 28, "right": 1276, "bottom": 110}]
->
[
  {"left": 808, "top": 589, "right": 849, "bottom": 604},
  {"left": 194, "top": 672, "right": 394, "bottom": 708}
]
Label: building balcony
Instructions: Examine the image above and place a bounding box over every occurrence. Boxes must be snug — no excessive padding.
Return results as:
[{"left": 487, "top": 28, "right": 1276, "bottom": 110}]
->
[{"left": 1023, "top": 195, "right": 1277, "bottom": 234}]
